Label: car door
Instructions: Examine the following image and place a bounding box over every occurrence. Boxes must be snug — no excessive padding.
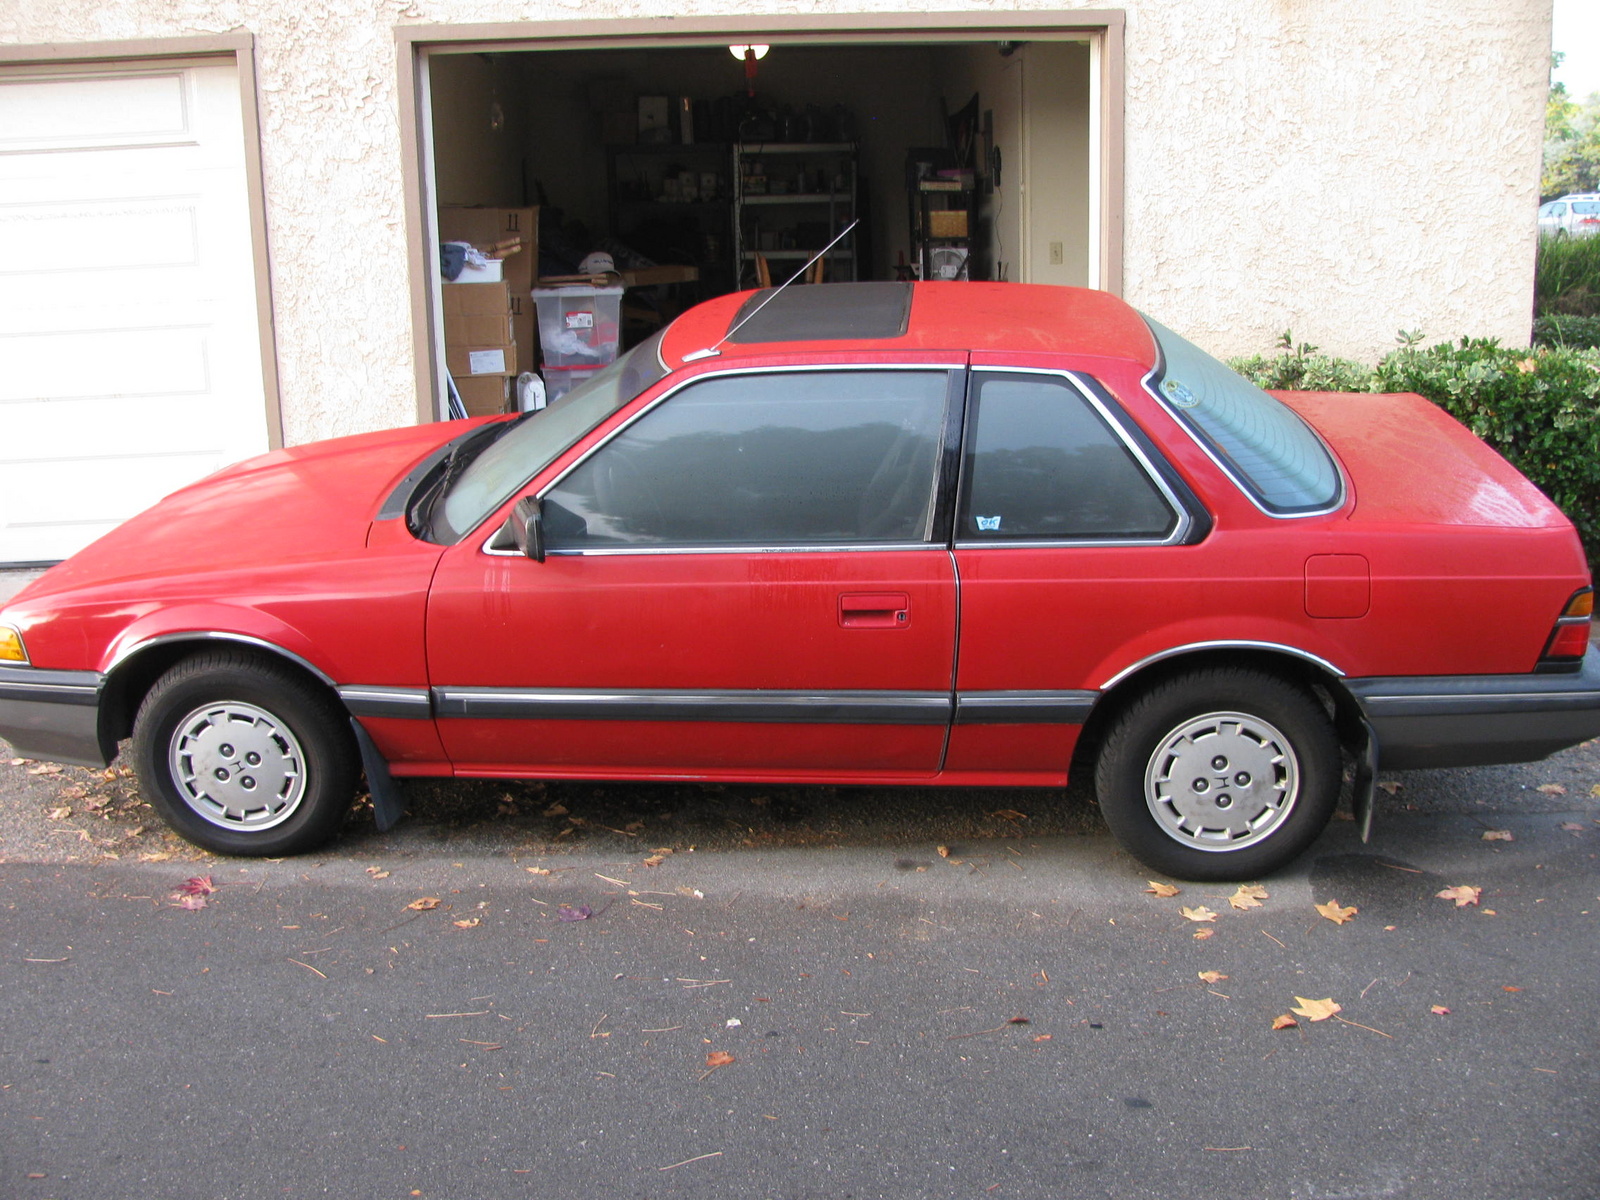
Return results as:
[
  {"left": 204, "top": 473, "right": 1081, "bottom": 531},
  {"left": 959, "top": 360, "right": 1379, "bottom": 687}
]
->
[
  {"left": 946, "top": 367, "right": 1200, "bottom": 777},
  {"left": 425, "top": 362, "right": 963, "bottom": 778}
]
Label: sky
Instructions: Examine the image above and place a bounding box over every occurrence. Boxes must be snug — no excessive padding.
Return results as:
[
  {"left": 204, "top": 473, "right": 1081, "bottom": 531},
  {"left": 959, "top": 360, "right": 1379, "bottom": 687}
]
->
[{"left": 1552, "top": 0, "right": 1600, "bottom": 101}]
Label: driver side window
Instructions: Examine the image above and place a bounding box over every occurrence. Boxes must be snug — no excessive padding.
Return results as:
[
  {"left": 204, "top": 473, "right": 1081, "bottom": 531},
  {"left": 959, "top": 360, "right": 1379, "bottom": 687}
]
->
[{"left": 542, "top": 369, "right": 952, "bottom": 550}]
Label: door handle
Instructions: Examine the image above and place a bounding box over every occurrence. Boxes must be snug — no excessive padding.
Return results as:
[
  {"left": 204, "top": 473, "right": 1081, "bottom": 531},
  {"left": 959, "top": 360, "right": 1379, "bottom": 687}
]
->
[{"left": 838, "top": 592, "right": 910, "bottom": 629}]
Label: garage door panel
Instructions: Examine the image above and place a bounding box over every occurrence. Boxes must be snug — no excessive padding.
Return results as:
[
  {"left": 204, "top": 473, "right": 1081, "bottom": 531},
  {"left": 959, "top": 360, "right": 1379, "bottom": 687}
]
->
[
  {"left": 0, "top": 70, "right": 194, "bottom": 153},
  {"left": 0, "top": 197, "right": 200, "bottom": 278},
  {"left": 0, "top": 60, "right": 267, "bottom": 563}
]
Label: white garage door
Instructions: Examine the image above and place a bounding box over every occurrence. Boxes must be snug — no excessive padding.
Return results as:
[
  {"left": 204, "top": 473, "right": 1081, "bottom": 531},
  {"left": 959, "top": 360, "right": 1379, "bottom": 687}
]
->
[{"left": 0, "top": 59, "right": 270, "bottom": 563}]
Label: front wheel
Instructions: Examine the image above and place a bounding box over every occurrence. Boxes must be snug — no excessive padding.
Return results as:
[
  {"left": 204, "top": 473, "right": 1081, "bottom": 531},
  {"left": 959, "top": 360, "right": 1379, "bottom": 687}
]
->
[
  {"left": 131, "top": 650, "right": 359, "bottom": 856},
  {"left": 1094, "top": 668, "right": 1340, "bottom": 881}
]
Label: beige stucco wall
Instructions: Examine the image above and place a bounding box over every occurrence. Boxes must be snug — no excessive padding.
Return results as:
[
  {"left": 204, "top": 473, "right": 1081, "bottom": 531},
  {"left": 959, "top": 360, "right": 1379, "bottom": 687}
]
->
[{"left": 2, "top": 0, "right": 1552, "bottom": 444}]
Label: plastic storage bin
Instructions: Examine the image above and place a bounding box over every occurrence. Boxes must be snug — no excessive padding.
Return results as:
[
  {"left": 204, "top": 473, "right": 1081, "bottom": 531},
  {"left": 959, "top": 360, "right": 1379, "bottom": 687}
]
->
[
  {"left": 532, "top": 285, "right": 624, "bottom": 369},
  {"left": 542, "top": 366, "right": 602, "bottom": 404}
]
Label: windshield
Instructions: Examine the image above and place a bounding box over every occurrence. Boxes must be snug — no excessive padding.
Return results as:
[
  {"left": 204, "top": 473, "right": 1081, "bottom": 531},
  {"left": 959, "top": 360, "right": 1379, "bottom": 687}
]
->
[
  {"left": 432, "top": 330, "right": 669, "bottom": 542},
  {"left": 1142, "top": 315, "right": 1342, "bottom": 515}
]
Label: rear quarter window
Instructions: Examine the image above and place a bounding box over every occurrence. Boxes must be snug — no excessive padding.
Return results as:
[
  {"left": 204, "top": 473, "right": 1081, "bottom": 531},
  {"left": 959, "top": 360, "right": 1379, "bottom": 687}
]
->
[{"left": 1142, "top": 316, "right": 1343, "bottom": 516}]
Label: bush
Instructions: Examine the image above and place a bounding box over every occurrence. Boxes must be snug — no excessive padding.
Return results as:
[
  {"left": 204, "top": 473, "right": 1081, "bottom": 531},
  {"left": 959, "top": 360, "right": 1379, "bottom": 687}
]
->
[
  {"left": 1373, "top": 339, "right": 1600, "bottom": 563},
  {"left": 1536, "top": 233, "right": 1600, "bottom": 317},
  {"left": 1534, "top": 313, "right": 1600, "bottom": 349},
  {"left": 1228, "top": 351, "right": 1376, "bottom": 392}
]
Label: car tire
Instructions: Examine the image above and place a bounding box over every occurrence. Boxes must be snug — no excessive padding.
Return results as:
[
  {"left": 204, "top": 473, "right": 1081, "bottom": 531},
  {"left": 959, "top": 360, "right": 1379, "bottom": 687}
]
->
[
  {"left": 130, "top": 649, "right": 359, "bottom": 856},
  {"left": 1094, "top": 668, "right": 1340, "bottom": 881}
]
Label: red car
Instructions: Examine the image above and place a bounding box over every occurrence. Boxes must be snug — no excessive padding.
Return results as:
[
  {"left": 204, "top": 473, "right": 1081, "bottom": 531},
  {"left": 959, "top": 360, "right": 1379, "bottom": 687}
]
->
[{"left": 2, "top": 283, "right": 1596, "bottom": 880}]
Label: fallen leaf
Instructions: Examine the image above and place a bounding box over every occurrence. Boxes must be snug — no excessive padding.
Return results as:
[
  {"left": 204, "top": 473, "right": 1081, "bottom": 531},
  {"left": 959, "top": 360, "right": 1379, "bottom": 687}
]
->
[
  {"left": 542, "top": 803, "right": 568, "bottom": 817},
  {"left": 705, "top": 1050, "right": 735, "bottom": 1068},
  {"left": 405, "top": 896, "right": 442, "bottom": 911},
  {"left": 1271, "top": 1014, "right": 1298, "bottom": 1030},
  {"left": 1430, "top": 1005, "right": 1451, "bottom": 1016},
  {"left": 452, "top": 918, "right": 481, "bottom": 929},
  {"left": 1007, "top": 1016, "right": 1030, "bottom": 1025},
  {"left": 1032, "top": 1033, "right": 1052, "bottom": 1042},
  {"left": 1503, "top": 985, "right": 1522, "bottom": 993},
  {"left": 138, "top": 851, "right": 172, "bottom": 863},
  {"left": 1481, "top": 830, "right": 1514, "bottom": 842},
  {"left": 365, "top": 867, "right": 391, "bottom": 879},
  {"left": 1560, "top": 822, "right": 1584, "bottom": 833},
  {"left": 46, "top": 806, "right": 71, "bottom": 820},
  {"left": 1291, "top": 996, "right": 1342, "bottom": 1022},
  {"left": 937, "top": 845, "right": 951, "bottom": 858},
  {"left": 624, "top": 821, "right": 645, "bottom": 832},
  {"left": 556, "top": 904, "right": 592, "bottom": 922},
  {"left": 28, "top": 763, "right": 63, "bottom": 776},
  {"left": 1537, "top": 783, "right": 1567, "bottom": 796},
  {"left": 8, "top": 758, "right": 26, "bottom": 765},
  {"left": 175, "top": 875, "right": 217, "bottom": 897},
  {"left": 1180, "top": 905, "right": 1217, "bottom": 923},
  {"left": 525, "top": 867, "right": 551, "bottom": 876},
  {"left": 643, "top": 855, "right": 667, "bottom": 868},
  {"left": 1590, "top": 784, "right": 1600, "bottom": 798},
  {"left": 1436, "top": 885, "right": 1481, "bottom": 907},
  {"left": 1144, "top": 880, "right": 1180, "bottom": 897},
  {"left": 171, "top": 895, "right": 207, "bottom": 911},
  {"left": 1315, "top": 900, "right": 1358, "bottom": 925},
  {"left": 990, "top": 809, "right": 1028, "bottom": 822},
  {"left": 1229, "top": 884, "right": 1269, "bottom": 910},
  {"left": 1192, "top": 928, "right": 1215, "bottom": 940},
  {"left": 1197, "top": 971, "right": 1229, "bottom": 984},
  {"left": 1376, "top": 780, "right": 1402, "bottom": 795}
]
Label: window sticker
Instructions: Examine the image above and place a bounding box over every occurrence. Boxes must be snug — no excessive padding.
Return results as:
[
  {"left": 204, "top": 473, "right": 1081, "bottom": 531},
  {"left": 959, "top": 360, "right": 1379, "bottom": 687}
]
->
[
  {"left": 976, "top": 515, "right": 1002, "bottom": 531},
  {"left": 1161, "top": 378, "right": 1199, "bottom": 408}
]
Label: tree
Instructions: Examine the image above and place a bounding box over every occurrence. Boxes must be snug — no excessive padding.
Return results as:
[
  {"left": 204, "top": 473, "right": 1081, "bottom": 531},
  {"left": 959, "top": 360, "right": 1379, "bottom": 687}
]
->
[{"left": 1545, "top": 53, "right": 1600, "bottom": 198}]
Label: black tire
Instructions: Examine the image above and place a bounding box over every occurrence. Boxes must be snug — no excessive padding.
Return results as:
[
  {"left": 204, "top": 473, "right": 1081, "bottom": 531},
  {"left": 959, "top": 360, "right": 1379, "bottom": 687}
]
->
[
  {"left": 130, "top": 649, "right": 359, "bottom": 856},
  {"left": 1094, "top": 668, "right": 1340, "bottom": 881}
]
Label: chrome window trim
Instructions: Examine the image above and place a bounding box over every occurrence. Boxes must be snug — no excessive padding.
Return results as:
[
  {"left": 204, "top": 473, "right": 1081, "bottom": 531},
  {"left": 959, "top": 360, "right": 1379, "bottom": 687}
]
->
[
  {"left": 432, "top": 686, "right": 952, "bottom": 725},
  {"left": 1138, "top": 357, "right": 1348, "bottom": 521},
  {"left": 1099, "top": 641, "right": 1345, "bottom": 691},
  {"left": 952, "top": 366, "right": 1192, "bottom": 550},
  {"left": 478, "top": 362, "right": 964, "bottom": 559}
]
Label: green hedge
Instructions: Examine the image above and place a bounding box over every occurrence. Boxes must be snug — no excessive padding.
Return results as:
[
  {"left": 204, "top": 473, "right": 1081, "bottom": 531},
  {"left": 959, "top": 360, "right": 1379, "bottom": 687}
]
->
[
  {"left": 1231, "top": 340, "right": 1600, "bottom": 568},
  {"left": 1534, "top": 313, "right": 1600, "bottom": 349}
]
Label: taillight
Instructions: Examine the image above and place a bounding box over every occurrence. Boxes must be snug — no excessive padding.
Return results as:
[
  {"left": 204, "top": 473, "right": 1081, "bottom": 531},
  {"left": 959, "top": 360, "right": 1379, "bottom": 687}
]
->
[{"left": 1538, "top": 587, "right": 1593, "bottom": 669}]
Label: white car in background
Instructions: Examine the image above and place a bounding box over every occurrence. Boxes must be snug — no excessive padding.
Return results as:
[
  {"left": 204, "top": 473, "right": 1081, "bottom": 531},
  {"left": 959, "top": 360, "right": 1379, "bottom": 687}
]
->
[{"left": 1539, "top": 193, "right": 1600, "bottom": 238}]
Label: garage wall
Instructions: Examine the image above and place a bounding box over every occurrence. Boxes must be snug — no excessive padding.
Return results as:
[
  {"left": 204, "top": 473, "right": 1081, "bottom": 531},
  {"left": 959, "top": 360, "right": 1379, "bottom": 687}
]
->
[{"left": 2, "top": 0, "right": 1551, "bottom": 445}]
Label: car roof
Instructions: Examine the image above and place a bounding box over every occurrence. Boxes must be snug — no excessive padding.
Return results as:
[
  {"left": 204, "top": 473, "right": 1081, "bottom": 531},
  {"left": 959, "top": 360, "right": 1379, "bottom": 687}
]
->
[{"left": 657, "top": 281, "right": 1158, "bottom": 370}]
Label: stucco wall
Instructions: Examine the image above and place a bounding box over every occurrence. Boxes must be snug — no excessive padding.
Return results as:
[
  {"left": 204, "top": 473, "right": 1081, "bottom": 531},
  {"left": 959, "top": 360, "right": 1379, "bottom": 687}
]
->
[{"left": 2, "top": 0, "right": 1553, "bottom": 444}]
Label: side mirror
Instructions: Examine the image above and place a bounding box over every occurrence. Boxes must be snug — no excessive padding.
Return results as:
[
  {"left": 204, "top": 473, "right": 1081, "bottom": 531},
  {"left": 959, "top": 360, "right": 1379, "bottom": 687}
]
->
[{"left": 508, "top": 495, "right": 545, "bottom": 562}]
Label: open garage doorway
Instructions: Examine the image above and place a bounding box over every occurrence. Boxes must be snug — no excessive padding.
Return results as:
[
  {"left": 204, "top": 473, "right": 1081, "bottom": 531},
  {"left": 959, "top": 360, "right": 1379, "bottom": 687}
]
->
[{"left": 400, "top": 16, "right": 1122, "bottom": 422}]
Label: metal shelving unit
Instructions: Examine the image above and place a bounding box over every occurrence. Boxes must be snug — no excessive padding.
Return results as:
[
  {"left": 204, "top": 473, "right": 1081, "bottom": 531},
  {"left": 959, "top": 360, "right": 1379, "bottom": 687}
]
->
[{"left": 732, "top": 142, "right": 857, "bottom": 287}]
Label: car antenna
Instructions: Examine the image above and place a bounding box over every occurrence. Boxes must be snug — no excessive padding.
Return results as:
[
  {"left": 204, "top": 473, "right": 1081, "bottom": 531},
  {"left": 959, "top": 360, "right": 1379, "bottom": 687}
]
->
[{"left": 681, "top": 219, "right": 860, "bottom": 362}]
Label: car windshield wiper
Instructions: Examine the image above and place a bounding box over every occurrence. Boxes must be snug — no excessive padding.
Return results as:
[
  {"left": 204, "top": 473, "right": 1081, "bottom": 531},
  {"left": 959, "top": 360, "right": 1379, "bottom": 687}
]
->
[{"left": 406, "top": 420, "right": 516, "bottom": 540}]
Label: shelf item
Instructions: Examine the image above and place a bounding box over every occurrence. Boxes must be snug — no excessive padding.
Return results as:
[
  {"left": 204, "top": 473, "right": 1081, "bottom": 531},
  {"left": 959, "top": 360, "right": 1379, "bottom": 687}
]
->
[
  {"left": 907, "top": 149, "right": 976, "bottom": 282},
  {"left": 733, "top": 142, "right": 857, "bottom": 287},
  {"left": 605, "top": 143, "right": 734, "bottom": 294}
]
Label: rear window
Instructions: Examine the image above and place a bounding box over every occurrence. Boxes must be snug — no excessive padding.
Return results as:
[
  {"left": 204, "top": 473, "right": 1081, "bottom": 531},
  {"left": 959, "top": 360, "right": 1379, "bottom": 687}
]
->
[
  {"left": 1573, "top": 201, "right": 1600, "bottom": 214},
  {"left": 1143, "top": 316, "right": 1342, "bottom": 515}
]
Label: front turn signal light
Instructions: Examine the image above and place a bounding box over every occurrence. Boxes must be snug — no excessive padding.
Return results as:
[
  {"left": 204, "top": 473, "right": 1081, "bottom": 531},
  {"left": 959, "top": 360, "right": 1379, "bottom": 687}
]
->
[{"left": 0, "top": 626, "right": 27, "bottom": 663}]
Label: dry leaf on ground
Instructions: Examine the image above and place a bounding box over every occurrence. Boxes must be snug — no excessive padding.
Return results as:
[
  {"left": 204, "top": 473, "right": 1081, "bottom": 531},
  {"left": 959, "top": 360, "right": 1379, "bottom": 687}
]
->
[
  {"left": 937, "top": 845, "right": 951, "bottom": 858},
  {"left": 174, "top": 875, "right": 217, "bottom": 897},
  {"left": 525, "top": 866, "right": 551, "bottom": 876},
  {"left": 1291, "top": 996, "right": 1342, "bottom": 1022},
  {"left": 1315, "top": 900, "right": 1358, "bottom": 925},
  {"left": 452, "top": 918, "right": 481, "bottom": 929},
  {"left": 1537, "top": 783, "right": 1567, "bottom": 796},
  {"left": 556, "top": 904, "right": 593, "bottom": 921},
  {"left": 1430, "top": 1005, "right": 1451, "bottom": 1016},
  {"left": 643, "top": 855, "right": 668, "bottom": 868},
  {"left": 46, "top": 807, "right": 71, "bottom": 820},
  {"left": 1180, "top": 905, "right": 1218, "bottom": 923},
  {"left": 365, "top": 867, "right": 391, "bottom": 879},
  {"left": 1229, "top": 884, "right": 1269, "bottom": 910},
  {"left": 1481, "top": 830, "right": 1514, "bottom": 842},
  {"left": 405, "top": 896, "right": 442, "bottom": 911},
  {"left": 1145, "top": 881, "right": 1180, "bottom": 897},
  {"left": 1376, "top": 780, "right": 1402, "bottom": 795},
  {"left": 1193, "top": 928, "right": 1215, "bottom": 940},
  {"left": 1198, "top": 971, "right": 1228, "bottom": 983},
  {"left": 1560, "top": 822, "right": 1585, "bottom": 833},
  {"left": 1436, "top": 885, "right": 1481, "bottom": 907},
  {"left": 171, "top": 895, "right": 207, "bottom": 911},
  {"left": 705, "top": 1051, "right": 735, "bottom": 1068},
  {"left": 1271, "top": 1014, "right": 1298, "bottom": 1030}
]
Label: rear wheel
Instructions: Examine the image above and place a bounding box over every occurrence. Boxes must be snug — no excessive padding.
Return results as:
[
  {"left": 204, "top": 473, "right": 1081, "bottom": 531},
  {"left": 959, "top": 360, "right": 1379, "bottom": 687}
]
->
[
  {"left": 1094, "top": 668, "right": 1340, "bottom": 881},
  {"left": 131, "top": 650, "right": 358, "bottom": 856}
]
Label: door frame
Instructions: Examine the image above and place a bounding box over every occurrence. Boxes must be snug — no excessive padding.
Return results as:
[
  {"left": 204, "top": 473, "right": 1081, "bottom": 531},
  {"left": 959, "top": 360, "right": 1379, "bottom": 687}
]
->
[
  {"left": 396, "top": 11, "right": 1126, "bottom": 425},
  {"left": 0, "top": 33, "right": 284, "bottom": 452}
]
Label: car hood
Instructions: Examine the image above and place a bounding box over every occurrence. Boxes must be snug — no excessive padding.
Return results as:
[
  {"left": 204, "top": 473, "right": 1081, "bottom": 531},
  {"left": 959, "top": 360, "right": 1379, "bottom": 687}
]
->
[
  {"left": 1275, "top": 391, "right": 1570, "bottom": 529},
  {"left": 13, "top": 421, "right": 485, "bottom": 602}
]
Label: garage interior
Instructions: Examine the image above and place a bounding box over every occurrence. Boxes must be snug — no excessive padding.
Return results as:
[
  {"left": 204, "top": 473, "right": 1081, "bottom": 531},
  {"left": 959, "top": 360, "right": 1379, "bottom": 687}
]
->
[{"left": 423, "top": 38, "right": 1097, "bottom": 416}]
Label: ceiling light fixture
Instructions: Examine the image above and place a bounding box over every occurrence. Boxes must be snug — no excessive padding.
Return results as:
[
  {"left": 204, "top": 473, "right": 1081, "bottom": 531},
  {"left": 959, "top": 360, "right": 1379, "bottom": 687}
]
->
[{"left": 728, "top": 44, "right": 770, "bottom": 60}]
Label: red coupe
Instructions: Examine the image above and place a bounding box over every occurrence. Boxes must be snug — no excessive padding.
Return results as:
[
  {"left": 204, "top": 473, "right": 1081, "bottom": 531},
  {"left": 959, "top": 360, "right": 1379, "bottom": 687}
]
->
[{"left": 2, "top": 283, "right": 1596, "bottom": 879}]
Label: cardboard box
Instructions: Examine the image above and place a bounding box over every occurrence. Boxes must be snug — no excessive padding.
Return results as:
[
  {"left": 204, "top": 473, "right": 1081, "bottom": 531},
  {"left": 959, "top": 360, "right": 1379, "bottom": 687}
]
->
[
  {"left": 446, "top": 343, "right": 516, "bottom": 378},
  {"left": 437, "top": 206, "right": 538, "bottom": 293},
  {"left": 454, "top": 374, "right": 510, "bottom": 417},
  {"left": 508, "top": 291, "right": 536, "bottom": 374},
  {"left": 929, "top": 210, "right": 969, "bottom": 238},
  {"left": 442, "top": 281, "right": 515, "bottom": 377}
]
